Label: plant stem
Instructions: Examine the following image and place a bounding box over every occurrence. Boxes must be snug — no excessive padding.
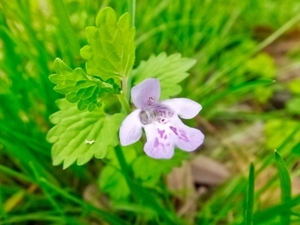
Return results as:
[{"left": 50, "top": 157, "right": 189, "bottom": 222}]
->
[
  {"left": 114, "top": 145, "right": 177, "bottom": 224},
  {"left": 118, "top": 92, "right": 131, "bottom": 115},
  {"left": 128, "top": 0, "right": 136, "bottom": 27},
  {"left": 115, "top": 145, "right": 131, "bottom": 175}
]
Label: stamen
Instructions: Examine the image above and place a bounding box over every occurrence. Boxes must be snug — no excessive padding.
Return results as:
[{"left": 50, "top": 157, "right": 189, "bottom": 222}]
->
[
  {"left": 139, "top": 110, "right": 150, "bottom": 125},
  {"left": 139, "top": 104, "right": 174, "bottom": 125}
]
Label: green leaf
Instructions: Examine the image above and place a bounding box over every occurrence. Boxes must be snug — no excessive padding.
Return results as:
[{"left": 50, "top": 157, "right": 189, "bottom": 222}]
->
[
  {"left": 244, "top": 163, "right": 255, "bottom": 225},
  {"left": 49, "top": 58, "right": 120, "bottom": 111},
  {"left": 98, "top": 165, "right": 130, "bottom": 200},
  {"left": 132, "top": 150, "right": 188, "bottom": 187},
  {"left": 80, "top": 7, "right": 135, "bottom": 81},
  {"left": 131, "top": 52, "right": 196, "bottom": 99},
  {"left": 97, "top": 145, "right": 137, "bottom": 201},
  {"left": 46, "top": 99, "right": 125, "bottom": 169},
  {"left": 49, "top": 58, "right": 86, "bottom": 94},
  {"left": 274, "top": 150, "right": 291, "bottom": 225}
]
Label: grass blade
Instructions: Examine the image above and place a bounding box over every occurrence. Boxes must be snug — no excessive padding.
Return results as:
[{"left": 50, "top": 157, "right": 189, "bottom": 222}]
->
[
  {"left": 274, "top": 150, "right": 291, "bottom": 225},
  {"left": 50, "top": 0, "right": 80, "bottom": 60},
  {"left": 244, "top": 162, "right": 255, "bottom": 225},
  {"left": 201, "top": 79, "right": 275, "bottom": 108},
  {"left": 253, "top": 196, "right": 300, "bottom": 224},
  {"left": 38, "top": 175, "right": 129, "bottom": 225}
]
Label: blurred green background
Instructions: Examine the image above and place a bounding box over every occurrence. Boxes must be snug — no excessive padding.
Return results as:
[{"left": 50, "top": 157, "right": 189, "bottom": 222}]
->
[{"left": 1, "top": 0, "right": 300, "bottom": 224}]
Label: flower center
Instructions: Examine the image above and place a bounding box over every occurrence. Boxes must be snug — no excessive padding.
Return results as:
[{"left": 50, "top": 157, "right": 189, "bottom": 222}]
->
[{"left": 139, "top": 104, "right": 174, "bottom": 125}]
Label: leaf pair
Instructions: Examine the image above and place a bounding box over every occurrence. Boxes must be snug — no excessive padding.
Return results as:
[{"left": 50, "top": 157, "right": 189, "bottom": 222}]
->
[
  {"left": 47, "top": 7, "right": 134, "bottom": 169},
  {"left": 50, "top": 7, "right": 135, "bottom": 111}
]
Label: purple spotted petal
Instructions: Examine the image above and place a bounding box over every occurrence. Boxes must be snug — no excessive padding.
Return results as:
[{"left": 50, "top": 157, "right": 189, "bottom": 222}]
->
[
  {"left": 143, "top": 124, "right": 175, "bottom": 159},
  {"left": 169, "top": 116, "right": 204, "bottom": 152},
  {"left": 161, "top": 98, "right": 202, "bottom": 119},
  {"left": 131, "top": 78, "right": 160, "bottom": 109},
  {"left": 119, "top": 109, "right": 143, "bottom": 146}
]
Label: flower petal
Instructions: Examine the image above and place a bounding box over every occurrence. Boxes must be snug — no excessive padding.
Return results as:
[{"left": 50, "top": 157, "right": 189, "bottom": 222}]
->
[
  {"left": 131, "top": 78, "right": 161, "bottom": 109},
  {"left": 119, "top": 109, "right": 143, "bottom": 146},
  {"left": 161, "top": 98, "right": 202, "bottom": 119},
  {"left": 143, "top": 124, "right": 175, "bottom": 159},
  {"left": 169, "top": 116, "right": 204, "bottom": 152}
]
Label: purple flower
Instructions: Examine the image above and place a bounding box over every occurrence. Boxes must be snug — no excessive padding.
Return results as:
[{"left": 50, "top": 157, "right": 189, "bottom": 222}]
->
[{"left": 119, "top": 78, "right": 204, "bottom": 159}]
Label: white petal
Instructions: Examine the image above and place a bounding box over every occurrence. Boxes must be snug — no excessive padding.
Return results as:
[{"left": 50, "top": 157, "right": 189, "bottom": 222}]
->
[
  {"left": 119, "top": 109, "right": 143, "bottom": 146},
  {"left": 143, "top": 124, "right": 175, "bottom": 159},
  {"left": 168, "top": 116, "right": 204, "bottom": 152},
  {"left": 161, "top": 98, "right": 202, "bottom": 119},
  {"left": 131, "top": 78, "right": 161, "bottom": 109}
]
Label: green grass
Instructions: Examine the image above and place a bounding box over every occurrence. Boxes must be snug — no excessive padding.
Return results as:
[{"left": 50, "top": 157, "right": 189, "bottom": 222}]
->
[
  {"left": 1, "top": 0, "right": 300, "bottom": 224},
  {"left": 244, "top": 163, "right": 255, "bottom": 225}
]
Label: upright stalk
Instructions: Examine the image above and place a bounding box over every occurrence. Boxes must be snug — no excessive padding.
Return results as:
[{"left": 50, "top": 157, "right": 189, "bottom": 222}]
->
[
  {"left": 128, "top": 0, "right": 136, "bottom": 27},
  {"left": 118, "top": 93, "right": 131, "bottom": 115}
]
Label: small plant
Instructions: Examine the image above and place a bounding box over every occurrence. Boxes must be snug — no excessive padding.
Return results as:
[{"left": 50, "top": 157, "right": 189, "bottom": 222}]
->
[
  {"left": 2, "top": 1, "right": 300, "bottom": 224},
  {"left": 47, "top": 7, "right": 203, "bottom": 169}
]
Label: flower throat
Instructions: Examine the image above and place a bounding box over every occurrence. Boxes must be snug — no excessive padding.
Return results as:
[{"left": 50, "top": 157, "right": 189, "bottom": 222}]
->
[{"left": 139, "top": 104, "right": 174, "bottom": 125}]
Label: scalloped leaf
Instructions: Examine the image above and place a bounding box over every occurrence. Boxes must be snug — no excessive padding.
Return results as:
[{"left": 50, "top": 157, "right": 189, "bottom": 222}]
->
[
  {"left": 80, "top": 7, "right": 135, "bottom": 81},
  {"left": 49, "top": 58, "right": 86, "bottom": 95},
  {"left": 46, "top": 99, "right": 125, "bottom": 169},
  {"left": 49, "top": 59, "right": 120, "bottom": 111},
  {"left": 131, "top": 52, "right": 196, "bottom": 99}
]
